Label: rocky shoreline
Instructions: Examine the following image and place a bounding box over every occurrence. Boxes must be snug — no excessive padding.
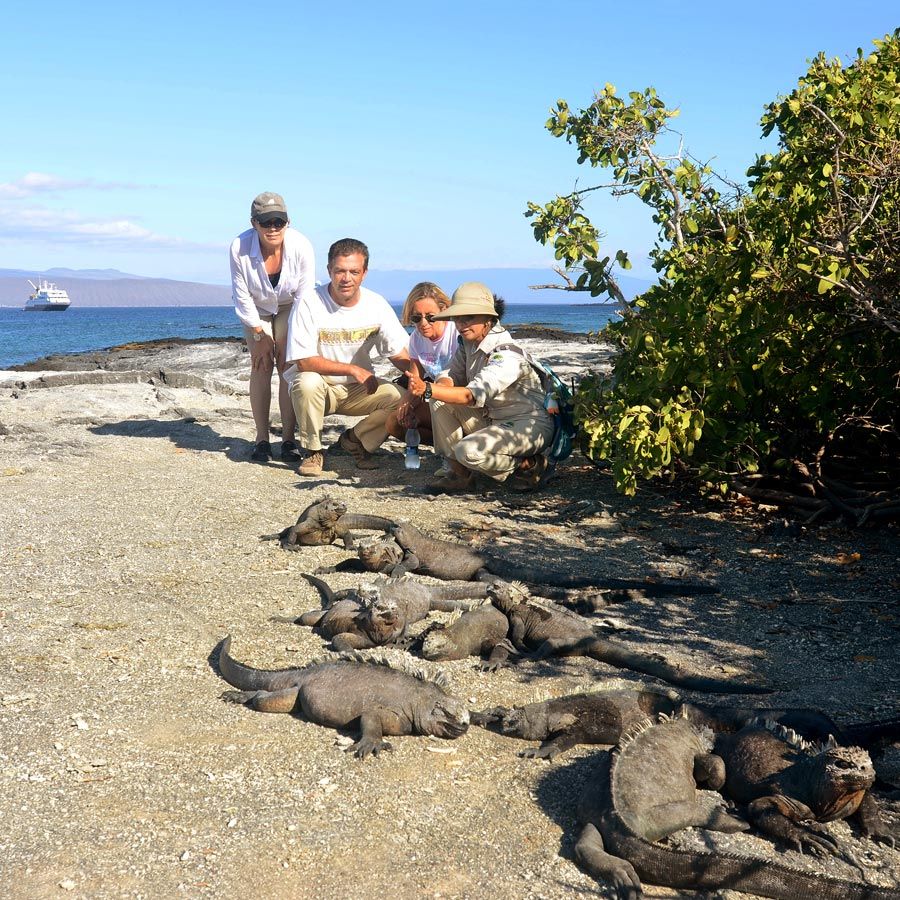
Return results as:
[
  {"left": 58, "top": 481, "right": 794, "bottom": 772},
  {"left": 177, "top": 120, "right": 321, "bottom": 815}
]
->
[{"left": 1, "top": 337, "right": 898, "bottom": 899}]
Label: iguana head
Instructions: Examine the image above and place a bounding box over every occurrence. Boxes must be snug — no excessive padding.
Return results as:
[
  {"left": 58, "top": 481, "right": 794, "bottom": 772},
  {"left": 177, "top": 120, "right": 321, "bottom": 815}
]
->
[
  {"left": 487, "top": 580, "right": 519, "bottom": 614},
  {"left": 302, "top": 496, "right": 347, "bottom": 523},
  {"left": 358, "top": 536, "right": 404, "bottom": 572},
  {"left": 420, "top": 625, "right": 452, "bottom": 660},
  {"left": 808, "top": 740, "right": 875, "bottom": 821},
  {"left": 417, "top": 694, "right": 470, "bottom": 740}
]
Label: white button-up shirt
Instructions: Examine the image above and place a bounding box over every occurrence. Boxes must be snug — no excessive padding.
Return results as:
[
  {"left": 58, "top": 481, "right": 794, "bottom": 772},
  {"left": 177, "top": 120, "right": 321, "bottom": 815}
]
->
[{"left": 229, "top": 226, "right": 316, "bottom": 329}]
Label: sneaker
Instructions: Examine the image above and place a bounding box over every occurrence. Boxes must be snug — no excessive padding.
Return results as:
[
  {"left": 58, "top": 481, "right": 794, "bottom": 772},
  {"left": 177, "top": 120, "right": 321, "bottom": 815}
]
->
[
  {"left": 425, "top": 470, "right": 475, "bottom": 495},
  {"left": 250, "top": 440, "right": 272, "bottom": 463},
  {"left": 338, "top": 428, "right": 379, "bottom": 470},
  {"left": 298, "top": 450, "right": 325, "bottom": 477},
  {"left": 280, "top": 440, "right": 302, "bottom": 463},
  {"left": 508, "top": 454, "right": 550, "bottom": 492}
]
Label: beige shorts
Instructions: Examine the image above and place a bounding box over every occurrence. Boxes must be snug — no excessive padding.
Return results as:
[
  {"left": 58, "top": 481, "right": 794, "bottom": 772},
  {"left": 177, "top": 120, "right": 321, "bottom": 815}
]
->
[{"left": 242, "top": 303, "right": 293, "bottom": 346}]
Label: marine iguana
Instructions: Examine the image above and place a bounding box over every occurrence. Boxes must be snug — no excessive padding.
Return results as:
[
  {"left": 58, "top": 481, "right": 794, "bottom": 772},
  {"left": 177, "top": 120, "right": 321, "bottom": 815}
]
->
[
  {"left": 472, "top": 680, "right": 900, "bottom": 760},
  {"left": 571, "top": 713, "right": 900, "bottom": 899},
  {"left": 317, "top": 524, "right": 720, "bottom": 597},
  {"left": 420, "top": 602, "right": 513, "bottom": 670},
  {"left": 488, "top": 581, "right": 772, "bottom": 694},
  {"left": 715, "top": 722, "right": 897, "bottom": 848},
  {"left": 261, "top": 497, "right": 394, "bottom": 550},
  {"left": 215, "top": 636, "right": 469, "bottom": 758},
  {"left": 276, "top": 573, "right": 491, "bottom": 650}
]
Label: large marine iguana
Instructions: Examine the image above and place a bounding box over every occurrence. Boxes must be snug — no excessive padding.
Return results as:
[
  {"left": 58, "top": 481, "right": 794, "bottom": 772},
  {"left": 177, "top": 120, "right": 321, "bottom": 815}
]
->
[
  {"left": 260, "top": 497, "right": 394, "bottom": 550},
  {"left": 215, "top": 636, "right": 469, "bottom": 758},
  {"left": 318, "top": 523, "right": 720, "bottom": 597},
  {"left": 487, "top": 581, "right": 772, "bottom": 694},
  {"left": 472, "top": 679, "right": 900, "bottom": 760},
  {"left": 277, "top": 574, "right": 490, "bottom": 651},
  {"left": 571, "top": 713, "right": 900, "bottom": 900},
  {"left": 715, "top": 722, "right": 898, "bottom": 847}
]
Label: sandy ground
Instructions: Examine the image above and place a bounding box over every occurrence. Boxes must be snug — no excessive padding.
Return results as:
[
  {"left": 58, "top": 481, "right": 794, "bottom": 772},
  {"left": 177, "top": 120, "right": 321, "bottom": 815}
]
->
[{"left": 1, "top": 340, "right": 898, "bottom": 899}]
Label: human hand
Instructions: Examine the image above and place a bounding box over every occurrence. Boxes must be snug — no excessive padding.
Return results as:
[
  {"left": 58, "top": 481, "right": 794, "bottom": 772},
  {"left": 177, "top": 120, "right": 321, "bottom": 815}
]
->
[
  {"left": 250, "top": 331, "right": 275, "bottom": 370},
  {"left": 407, "top": 371, "right": 426, "bottom": 397},
  {"left": 350, "top": 366, "right": 378, "bottom": 394}
]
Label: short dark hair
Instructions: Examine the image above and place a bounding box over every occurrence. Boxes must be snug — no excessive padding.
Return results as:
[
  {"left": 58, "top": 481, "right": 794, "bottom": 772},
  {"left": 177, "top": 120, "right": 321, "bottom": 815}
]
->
[
  {"left": 492, "top": 293, "right": 506, "bottom": 321},
  {"left": 328, "top": 238, "right": 369, "bottom": 270}
]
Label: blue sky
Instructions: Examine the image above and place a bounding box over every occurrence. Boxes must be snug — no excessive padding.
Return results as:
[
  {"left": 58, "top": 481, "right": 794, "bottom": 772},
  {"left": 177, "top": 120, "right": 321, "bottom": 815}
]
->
[{"left": 1, "top": 1, "right": 896, "bottom": 285}]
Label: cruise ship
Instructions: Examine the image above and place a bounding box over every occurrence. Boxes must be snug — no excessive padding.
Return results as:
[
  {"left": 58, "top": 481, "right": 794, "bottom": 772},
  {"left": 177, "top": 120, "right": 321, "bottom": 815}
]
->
[{"left": 25, "top": 278, "right": 71, "bottom": 311}]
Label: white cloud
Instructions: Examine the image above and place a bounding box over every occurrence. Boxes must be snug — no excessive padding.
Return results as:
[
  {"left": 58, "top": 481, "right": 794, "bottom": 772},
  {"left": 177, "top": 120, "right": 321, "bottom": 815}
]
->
[
  {"left": 0, "top": 171, "right": 141, "bottom": 198},
  {"left": 0, "top": 205, "right": 220, "bottom": 251}
]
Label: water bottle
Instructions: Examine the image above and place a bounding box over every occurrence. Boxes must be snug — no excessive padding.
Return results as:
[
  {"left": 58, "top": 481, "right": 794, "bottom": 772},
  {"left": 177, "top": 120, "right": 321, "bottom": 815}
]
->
[
  {"left": 544, "top": 391, "right": 560, "bottom": 415},
  {"left": 404, "top": 426, "right": 421, "bottom": 470}
]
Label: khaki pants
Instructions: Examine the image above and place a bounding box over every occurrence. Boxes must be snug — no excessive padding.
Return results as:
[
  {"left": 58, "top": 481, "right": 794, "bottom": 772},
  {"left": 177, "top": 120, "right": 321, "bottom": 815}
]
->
[
  {"left": 290, "top": 372, "right": 404, "bottom": 452},
  {"left": 430, "top": 400, "right": 556, "bottom": 481}
]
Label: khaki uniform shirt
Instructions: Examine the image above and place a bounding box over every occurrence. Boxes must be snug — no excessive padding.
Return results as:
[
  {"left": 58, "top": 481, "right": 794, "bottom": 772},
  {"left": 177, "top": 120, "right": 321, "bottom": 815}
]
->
[{"left": 445, "top": 327, "right": 551, "bottom": 424}]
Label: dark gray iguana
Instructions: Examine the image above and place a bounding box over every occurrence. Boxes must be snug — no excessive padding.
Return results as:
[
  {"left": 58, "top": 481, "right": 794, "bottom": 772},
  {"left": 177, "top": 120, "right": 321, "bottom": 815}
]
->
[
  {"left": 715, "top": 722, "right": 898, "bottom": 849},
  {"left": 215, "top": 636, "right": 469, "bottom": 758},
  {"left": 261, "top": 497, "right": 394, "bottom": 550},
  {"left": 318, "top": 523, "right": 720, "bottom": 598},
  {"left": 471, "top": 679, "right": 900, "bottom": 760},
  {"left": 274, "top": 573, "right": 491, "bottom": 651},
  {"left": 488, "top": 581, "right": 772, "bottom": 694},
  {"left": 572, "top": 713, "right": 900, "bottom": 900},
  {"left": 420, "top": 602, "right": 513, "bottom": 670}
]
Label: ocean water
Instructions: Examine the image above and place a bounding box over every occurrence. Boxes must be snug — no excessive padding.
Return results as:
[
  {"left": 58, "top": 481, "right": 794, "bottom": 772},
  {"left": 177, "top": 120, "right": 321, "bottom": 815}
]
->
[{"left": 0, "top": 303, "right": 621, "bottom": 369}]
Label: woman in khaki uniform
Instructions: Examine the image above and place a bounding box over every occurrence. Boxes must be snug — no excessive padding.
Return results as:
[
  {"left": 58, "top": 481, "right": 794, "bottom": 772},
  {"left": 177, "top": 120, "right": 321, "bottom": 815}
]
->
[{"left": 407, "top": 282, "right": 555, "bottom": 494}]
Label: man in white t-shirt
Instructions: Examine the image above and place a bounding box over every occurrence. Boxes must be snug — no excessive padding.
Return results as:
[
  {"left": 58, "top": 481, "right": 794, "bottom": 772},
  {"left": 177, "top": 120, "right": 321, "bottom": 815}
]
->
[{"left": 284, "top": 238, "right": 413, "bottom": 476}]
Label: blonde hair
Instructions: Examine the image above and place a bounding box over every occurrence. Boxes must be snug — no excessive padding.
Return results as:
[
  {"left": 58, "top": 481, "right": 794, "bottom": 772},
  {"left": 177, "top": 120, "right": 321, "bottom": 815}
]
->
[{"left": 399, "top": 282, "right": 450, "bottom": 325}]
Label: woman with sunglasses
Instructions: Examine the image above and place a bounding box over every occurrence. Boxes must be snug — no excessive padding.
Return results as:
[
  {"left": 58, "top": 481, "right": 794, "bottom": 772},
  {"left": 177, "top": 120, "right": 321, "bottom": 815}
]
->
[
  {"left": 385, "top": 282, "right": 458, "bottom": 447},
  {"left": 230, "top": 192, "right": 316, "bottom": 463},
  {"left": 406, "top": 282, "right": 556, "bottom": 494}
]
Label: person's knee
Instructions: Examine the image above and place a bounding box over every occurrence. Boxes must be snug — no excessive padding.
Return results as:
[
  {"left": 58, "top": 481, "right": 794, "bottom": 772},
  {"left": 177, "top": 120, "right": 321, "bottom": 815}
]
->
[{"left": 291, "top": 371, "right": 325, "bottom": 397}]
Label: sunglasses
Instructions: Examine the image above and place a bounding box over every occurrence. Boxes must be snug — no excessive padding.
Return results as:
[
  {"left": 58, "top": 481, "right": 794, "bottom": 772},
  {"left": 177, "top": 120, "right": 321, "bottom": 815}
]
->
[
  {"left": 256, "top": 218, "right": 287, "bottom": 230},
  {"left": 410, "top": 313, "right": 437, "bottom": 324}
]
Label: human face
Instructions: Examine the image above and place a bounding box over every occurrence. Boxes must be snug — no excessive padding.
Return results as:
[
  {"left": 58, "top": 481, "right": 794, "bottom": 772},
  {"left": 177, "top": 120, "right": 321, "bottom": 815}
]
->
[
  {"left": 410, "top": 298, "right": 446, "bottom": 340},
  {"left": 455, "top": 313, "right": 492, "bottom": 344},
  {"left": 253, "top": 218, "right": 288, "bottom": 250},
  {"left": 327, "top": 253, "right": 367, "bottom": 306}
]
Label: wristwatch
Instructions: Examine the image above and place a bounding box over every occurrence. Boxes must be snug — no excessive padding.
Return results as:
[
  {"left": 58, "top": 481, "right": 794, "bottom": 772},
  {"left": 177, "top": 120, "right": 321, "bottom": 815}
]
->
[
  {"left": 252, "top": 329, "right": 263, "bottom": 342},
  {"left": 423, "top": 383, "right": 433, "bottom": 401}
]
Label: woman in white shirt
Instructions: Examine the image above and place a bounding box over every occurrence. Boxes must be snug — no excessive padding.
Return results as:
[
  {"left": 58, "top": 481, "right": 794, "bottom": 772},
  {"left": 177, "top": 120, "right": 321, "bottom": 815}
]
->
[
  {"left": 229, "top": 192, "right": 316, "bottom": 463},
  {"left": 385, "top": 282, "right": 458, "bottom": 447}
]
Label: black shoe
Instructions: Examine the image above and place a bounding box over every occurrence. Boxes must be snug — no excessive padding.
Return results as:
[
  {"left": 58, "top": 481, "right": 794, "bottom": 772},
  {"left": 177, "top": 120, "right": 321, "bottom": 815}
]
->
[
  {"left": 280, "top": 440, "right": 302, "bottom": 462},
  {"left": 250, "top": 440, "right": 272, "bottom": 463}
]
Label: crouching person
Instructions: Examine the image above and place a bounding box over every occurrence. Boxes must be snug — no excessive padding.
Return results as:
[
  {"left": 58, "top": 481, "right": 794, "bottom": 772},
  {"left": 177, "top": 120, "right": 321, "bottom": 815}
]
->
[
  {"left": 284, "top": 238, "right": 413, "bottom": 476},
  {"left": 406, "top": 282, "right": 555, "bottom": 494}
]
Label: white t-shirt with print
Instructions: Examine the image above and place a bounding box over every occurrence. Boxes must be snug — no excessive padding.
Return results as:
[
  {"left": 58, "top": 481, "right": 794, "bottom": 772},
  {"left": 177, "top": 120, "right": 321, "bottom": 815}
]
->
[
  {"left": 409, "top": 320, "right": 459, "bottom": 380},
  {"left": 285, "top": 283, "right": 409, "bottom": 384}
]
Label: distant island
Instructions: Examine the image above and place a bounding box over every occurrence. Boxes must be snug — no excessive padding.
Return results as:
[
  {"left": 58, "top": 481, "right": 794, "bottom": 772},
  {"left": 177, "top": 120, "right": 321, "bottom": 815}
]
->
[{"left": 0, "top": 266, "right": 650, "bottom": 308}]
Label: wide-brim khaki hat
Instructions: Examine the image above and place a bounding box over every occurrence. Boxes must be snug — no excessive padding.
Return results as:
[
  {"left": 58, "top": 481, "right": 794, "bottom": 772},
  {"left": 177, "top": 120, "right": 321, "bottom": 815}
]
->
[{"left": 433, "top": 281, "right": 497, "bottom": 320}]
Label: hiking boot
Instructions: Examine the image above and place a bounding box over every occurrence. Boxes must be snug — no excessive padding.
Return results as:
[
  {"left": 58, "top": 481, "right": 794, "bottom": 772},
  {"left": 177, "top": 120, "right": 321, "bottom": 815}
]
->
[
  {"left": 425, "top": 470, "right": 475, "bottom": 495},
  {"left": 338, "top": 428, "right": 379, "bottom": 470},
  {"left": 298, "top": 450, "right": 325, "bottom": 477},
  {"left": 250, "top": 440, "right": 272, "bottom": 463},
  {"left": 508, "top": 454, "right": 550, "bottom": 492},
  {"left": 280, "top": 440, "right": 302, "bottom": 463}
]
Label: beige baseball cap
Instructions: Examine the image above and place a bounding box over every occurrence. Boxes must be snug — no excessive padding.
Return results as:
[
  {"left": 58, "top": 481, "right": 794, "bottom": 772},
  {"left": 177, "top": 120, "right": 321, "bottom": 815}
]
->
[
  {"left": 433, "top": 281, "right": 497, "bottom": 319},
  {"left": 250, "top": 192, "right": 288, "bottom": 223}
]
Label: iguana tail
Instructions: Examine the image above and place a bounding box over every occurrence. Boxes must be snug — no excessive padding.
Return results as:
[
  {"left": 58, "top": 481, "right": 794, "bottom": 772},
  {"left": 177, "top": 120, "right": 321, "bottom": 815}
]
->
[
  {"left": 486, "top": 558, "right": 718, "bottom": 595},
  {"left": 841, "top": 715, "right": 900, "bottom": 748},
  {"left": 589, "top": 640, "right": 772, "bottom": 695},
  {"left": 337, "top": 514, "right": 396, "bottom": 532},
  {"left": 216, "top": 636, "right": 306, "bottom": 693},
  {"left": 606, "top": 825, "right": 900, "bottom": 899}
]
